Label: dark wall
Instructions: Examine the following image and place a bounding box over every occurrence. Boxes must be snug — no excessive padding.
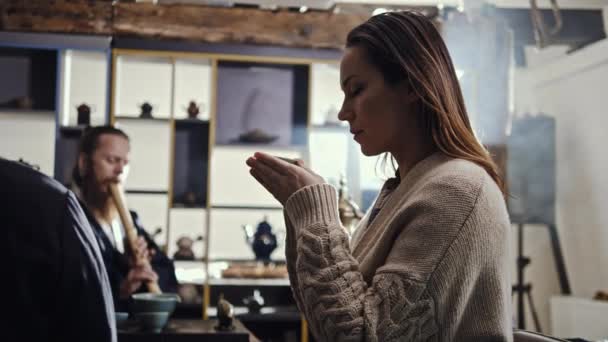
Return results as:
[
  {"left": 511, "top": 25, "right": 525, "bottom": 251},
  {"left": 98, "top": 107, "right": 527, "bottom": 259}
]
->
[{"left": 0, "top": 47, "right": 56, "bottom": 110}]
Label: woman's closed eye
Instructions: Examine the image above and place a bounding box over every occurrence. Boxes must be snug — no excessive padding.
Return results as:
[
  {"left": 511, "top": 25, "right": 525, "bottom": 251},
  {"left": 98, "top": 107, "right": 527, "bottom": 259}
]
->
[{"left": 350, "top": 85, "right": 364, "bottom": 97}]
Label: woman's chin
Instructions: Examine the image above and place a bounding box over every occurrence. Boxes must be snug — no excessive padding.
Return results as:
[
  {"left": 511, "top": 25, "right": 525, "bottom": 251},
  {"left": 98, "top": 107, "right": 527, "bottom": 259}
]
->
[{"left": 360, "top": 145, "right": 381, "bottom": 157}]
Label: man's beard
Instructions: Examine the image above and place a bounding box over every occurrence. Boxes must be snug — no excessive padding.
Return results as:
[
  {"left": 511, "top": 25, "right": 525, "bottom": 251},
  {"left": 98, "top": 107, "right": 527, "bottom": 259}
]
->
[{"left": 81, "top": 164, "right": 116, "bottom": 221}]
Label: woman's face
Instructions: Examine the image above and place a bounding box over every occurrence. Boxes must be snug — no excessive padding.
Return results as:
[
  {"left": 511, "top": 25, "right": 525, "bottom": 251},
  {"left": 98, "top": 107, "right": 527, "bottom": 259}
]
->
[{"left": 338, "top": 46, "right": 418, "bottom": 157}]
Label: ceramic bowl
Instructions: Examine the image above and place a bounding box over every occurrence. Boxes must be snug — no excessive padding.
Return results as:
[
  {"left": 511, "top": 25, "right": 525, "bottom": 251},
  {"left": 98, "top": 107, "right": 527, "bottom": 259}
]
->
[
  {"left": 115, "top": 312, "right": 129, "bottom": 329},
  {"left": 134, "top": 312, "right": 169, "bottom": 333},
  {"left": 131, "top": 293, "right": 181, "bottom": 315}
]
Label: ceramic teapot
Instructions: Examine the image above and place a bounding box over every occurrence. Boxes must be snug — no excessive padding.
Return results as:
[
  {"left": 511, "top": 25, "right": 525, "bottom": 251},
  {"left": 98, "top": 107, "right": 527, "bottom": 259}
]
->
[
  {"left": 76, "top": 103, "right": 91, "bottom": 126},
  {"left": 139, "top": 102, "right": 153, "bottom": 118},
  {"left": 184, "top": 100, "right": 205, "bottom": 119},
  {"left": 173, "top": 235, "right": 204, "bottom": 261},
  {"left": 242, "top": 217, "right": 279, "bottom": 262}
]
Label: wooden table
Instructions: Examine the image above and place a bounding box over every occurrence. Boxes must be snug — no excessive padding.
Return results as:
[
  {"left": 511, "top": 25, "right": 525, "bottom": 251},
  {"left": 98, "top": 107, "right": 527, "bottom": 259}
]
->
[{"left": 118, "top": 319, "right": 258, "bottom": 342}]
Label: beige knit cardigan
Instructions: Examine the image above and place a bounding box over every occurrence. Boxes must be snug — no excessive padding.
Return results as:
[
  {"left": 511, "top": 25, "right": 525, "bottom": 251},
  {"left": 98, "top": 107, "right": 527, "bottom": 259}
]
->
[{"left": 283, "top": 152, "right": 513, "bottom": 341}]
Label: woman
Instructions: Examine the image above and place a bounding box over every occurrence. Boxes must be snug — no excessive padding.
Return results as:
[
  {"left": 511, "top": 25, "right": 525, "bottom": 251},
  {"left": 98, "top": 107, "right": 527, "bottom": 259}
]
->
[{"left": 246, "top": 11, "right": 512, "bottom": 341}]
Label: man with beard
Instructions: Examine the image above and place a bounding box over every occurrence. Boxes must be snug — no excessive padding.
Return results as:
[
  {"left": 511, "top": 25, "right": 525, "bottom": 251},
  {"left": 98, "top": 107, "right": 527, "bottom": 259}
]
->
[{"left": 72, "top": 125, "right": 177, "bottom": 309}]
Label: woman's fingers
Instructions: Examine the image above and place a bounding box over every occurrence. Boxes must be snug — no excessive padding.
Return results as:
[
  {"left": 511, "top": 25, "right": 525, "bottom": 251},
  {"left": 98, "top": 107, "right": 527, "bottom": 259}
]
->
[
  {"left": 253, "top": 152, "right": 294, "bottom": 174},
  {"left": 249, "top": 168, "right": 271, "bottom": 193},
  {"left": 247, "top": 152, "right": 325, "bottom": 205}
]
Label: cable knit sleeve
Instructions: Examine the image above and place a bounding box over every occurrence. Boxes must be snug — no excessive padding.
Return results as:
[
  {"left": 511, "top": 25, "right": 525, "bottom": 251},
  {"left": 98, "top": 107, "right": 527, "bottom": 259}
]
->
[
  {"left": 285, "top": 184, "right": 436, "bottom": 341},
  {"left": 283, "top": 210, "right": 307, "bottom": 314}
]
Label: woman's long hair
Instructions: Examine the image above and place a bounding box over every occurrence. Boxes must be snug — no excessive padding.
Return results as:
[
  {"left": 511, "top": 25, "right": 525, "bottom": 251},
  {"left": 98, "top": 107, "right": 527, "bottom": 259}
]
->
[{"left": 347, "top": 11, "right": 505, "bottom": 195}]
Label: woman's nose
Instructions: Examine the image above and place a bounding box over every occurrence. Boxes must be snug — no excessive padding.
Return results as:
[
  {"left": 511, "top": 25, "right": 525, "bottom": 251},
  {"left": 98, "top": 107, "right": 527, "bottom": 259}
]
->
[{"left": 338, "top": 106, "right": 352, "bottom": 122}]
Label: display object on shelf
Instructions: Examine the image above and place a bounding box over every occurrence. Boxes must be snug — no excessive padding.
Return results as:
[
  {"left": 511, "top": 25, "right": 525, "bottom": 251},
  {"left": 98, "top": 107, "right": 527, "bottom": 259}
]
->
[
  {"left": 338, "top": 174, "right": 364, "bottom": 234},
  {"left": 76, "top": 103, "right": 91, "bottom": 126},
  {"left": 324, "top": 104, "right": 343, "bottom": 126},
  {"left": 139, "top": 102, "right": 154, "bottom": 118},
  {"left": 185, "top": 100, "right": 204, "bottom": 119},
  {"left": 173, "top": 235, "right": 204, "bottom": 261},
  {"left": 242, "top": 289, "right": 265, "bottom": 313},
  {"left": 0, "top": 96, "right": 33, "bottom": 110},
  {"left": 177, "top": 190, "right": 204, "bottom": 208},
  {"left": 216, "top": 293, "right": 235, "bottom": 331},
  {"left": 221, "top": 262, "right": 288, "bottom": 279},
  {"left": 177, "top": 283, "right": 201, "bottom": 305},
  {"left": 236, "top": 128, "right": 278, "bottom": 144},
  {"left": 242, "top": 217, "right": 279, "bottom": 262},
  {"left": 216, "top": 62, "right": 308, "bottom": 146}
]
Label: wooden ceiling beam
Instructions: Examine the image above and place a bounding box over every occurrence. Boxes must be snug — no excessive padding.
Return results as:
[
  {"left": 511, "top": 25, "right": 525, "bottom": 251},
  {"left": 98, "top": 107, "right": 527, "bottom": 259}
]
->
[
  {"left": 1, "top": 0, "right": 113, "bottom": 35},
  {"left": 1, "top": 1, "right": 369, "bottom": 49}
]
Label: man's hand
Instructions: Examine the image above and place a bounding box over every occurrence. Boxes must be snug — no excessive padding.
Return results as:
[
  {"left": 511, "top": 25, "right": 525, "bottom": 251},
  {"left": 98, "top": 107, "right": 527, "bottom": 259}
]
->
[
  {"left": 119, "top": 263, "right": 159, "bottom": 299},
  {"left": 130, "top": 236, "right": 156, "bottom": 266}
]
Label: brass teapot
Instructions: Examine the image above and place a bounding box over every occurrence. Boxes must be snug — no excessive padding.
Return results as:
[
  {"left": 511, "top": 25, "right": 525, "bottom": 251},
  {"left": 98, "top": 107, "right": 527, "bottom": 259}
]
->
[{"left": 338, "top": 174, "right": 364, "bottom": 234}]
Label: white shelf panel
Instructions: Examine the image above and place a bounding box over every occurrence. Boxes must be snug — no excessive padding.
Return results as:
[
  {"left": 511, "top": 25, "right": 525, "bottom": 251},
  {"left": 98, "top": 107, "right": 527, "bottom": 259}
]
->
[
  {"left": 173, "top": 58, "right": 212, "bottom": 120},
  {"left": 174, "top": 261, "right": 206, "bottom": 284},
  {"left": 168, "top": 208, "right": 207, "bottom": 260},
  {"left": 0, "top": 111, "right": 55, "bottom": 176},
  {"left": 308, "top": 128, "right": 349, "bottom": 187},
  {"left": 126, "top": 193, "right": 169, "bottom": 246},
  {"left": 310, "top": 63, "right": 344, "bottom": 126},
  {"left": 115, "top": 55, "right": 172, "bottom": 118},
  {"left": 117, "top": 119, "right": 171, "bottom": 191},
  {"left": 60, "top": 50, "right": 108, "bottom": 126},
  {"left": 209, "top": 145, "right": 304, "bottom": 207}
]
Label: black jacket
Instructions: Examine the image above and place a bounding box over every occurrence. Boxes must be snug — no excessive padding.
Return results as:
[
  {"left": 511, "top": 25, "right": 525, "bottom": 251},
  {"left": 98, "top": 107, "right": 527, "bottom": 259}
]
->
[
  {"left": 0, "top": 159, "right": 116, "bottom": 342},
  {"left": 78, "top": 200, "right": 178, "bottom": 311}
]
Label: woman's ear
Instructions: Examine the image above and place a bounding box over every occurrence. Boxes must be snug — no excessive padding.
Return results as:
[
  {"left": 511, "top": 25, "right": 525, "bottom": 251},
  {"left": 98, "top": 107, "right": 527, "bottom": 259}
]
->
[{"left": 398, "top": 81, "right": 418, "bottom": 104}]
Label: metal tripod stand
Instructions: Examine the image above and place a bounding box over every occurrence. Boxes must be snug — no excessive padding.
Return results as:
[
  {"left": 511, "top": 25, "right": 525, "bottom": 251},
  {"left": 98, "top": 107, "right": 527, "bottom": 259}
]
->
[{"left": 512, "top": 222, "right": 571, "bottom": 332}]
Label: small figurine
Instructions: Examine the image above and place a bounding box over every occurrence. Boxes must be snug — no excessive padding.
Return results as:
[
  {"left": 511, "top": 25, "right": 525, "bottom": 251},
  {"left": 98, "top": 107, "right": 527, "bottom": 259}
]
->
[
  {"left": 243, "top": 289, "right": 265, "bottom": 313},
  {"left": 140, "top": 102, "right": 153, "bottom": 118},
  {"left": 186, "top": 101, "right": 202, "bottom": 119},
  {"left": 215, "top": 293, "right": 234, "bottom": 331},
  {"left": 76, "top": 103, "right": 91, "bottom": 126}
]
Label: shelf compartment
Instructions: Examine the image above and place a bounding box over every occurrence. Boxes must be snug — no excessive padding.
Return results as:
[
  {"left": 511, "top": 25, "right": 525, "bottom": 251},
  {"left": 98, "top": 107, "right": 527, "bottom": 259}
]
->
[
  {"left": 168, "top": 208, "right": 208, "bottom": 261},
  {"left": 172, "top": 119, "right": 209, "bottom": 208},
  {"left": 114, "top": 55, "right": 173, "bottom": 119},
  {"left": 215, "top": 61, "right": 308, "bottom": 147},
  {"left": 117, "top": 118, "right": 171, "bottom": 191},
  {"left": 173, "top": 58, "right": 212, "bottom": 121},
  {"left": 208, "top": 208, "right": 286, "bottom": 261},
  {"left": 59, "top": 49, "right": 108, "bottom": 127}
]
